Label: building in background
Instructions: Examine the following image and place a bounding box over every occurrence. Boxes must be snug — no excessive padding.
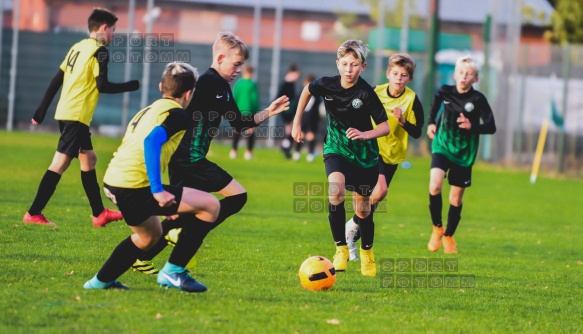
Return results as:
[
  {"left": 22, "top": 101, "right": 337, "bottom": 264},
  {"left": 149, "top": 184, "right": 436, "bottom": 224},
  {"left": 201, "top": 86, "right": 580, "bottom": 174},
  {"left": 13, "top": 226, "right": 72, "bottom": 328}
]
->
[
  {"left": 8, "top": 0, "right": 583, "bottom": 171},
  {"left": 11, "top": 0, "right": 553, "bottom": 52}
]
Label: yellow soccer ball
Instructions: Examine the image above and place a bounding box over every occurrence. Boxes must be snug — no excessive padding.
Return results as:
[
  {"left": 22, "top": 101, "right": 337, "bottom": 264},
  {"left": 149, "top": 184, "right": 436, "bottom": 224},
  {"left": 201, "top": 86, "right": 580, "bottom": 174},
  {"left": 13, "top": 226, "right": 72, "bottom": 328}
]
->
[{"left": 298, "top": 256, "right": 336, "bottom": 291}]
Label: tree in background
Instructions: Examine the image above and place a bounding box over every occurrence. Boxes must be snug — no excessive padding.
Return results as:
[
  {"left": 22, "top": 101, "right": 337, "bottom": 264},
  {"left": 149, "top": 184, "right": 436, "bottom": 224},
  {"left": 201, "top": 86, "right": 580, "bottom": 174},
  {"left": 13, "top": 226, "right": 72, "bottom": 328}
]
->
[
  {"left": 364, "top": 0, "right": 423, "bottom": 29},
  {"left": 333, "top": 0, "right": 423, "bottom": 43},
  {"left": 333, "top": 12, "right": 369, "bottom": 42},
  {"left": 544, "top": 0, "right": 583, "bottom": 44}
]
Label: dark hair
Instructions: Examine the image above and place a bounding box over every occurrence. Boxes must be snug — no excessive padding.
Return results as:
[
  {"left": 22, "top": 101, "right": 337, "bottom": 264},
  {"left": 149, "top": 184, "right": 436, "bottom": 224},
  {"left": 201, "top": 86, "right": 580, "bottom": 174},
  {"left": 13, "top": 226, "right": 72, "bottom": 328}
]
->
[
  {"left": 288, "top": 63, "right": 299, "bottom": 73},
  {"left": 304, "top": 74, "right": 315, "bottom": 82},
  {"left": 161, "top": 62, "right": 198, "bottom": 98},
  {"left": 88, "top": 8, "right": 118, "bottom": 32},
  {"left": 243, "top": 64, "right": 255, "bottom": 75}
]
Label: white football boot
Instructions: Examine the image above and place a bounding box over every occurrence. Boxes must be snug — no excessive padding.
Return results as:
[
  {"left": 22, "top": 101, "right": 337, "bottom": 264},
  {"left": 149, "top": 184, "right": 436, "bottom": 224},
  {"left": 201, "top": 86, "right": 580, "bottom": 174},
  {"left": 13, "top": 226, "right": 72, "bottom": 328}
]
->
[{"left": 345, "top": 218, "right": 360, "bottom": 261}]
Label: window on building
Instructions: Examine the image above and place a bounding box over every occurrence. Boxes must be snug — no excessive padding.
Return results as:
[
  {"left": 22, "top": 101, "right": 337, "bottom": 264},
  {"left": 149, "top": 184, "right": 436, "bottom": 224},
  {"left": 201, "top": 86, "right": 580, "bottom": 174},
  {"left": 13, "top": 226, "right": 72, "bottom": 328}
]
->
[
  {"left": 221, "top": 15, "right": 238, "bottom": 31},
  {"left": 301, "top": 21, "right": 321, "bottom": 42}
]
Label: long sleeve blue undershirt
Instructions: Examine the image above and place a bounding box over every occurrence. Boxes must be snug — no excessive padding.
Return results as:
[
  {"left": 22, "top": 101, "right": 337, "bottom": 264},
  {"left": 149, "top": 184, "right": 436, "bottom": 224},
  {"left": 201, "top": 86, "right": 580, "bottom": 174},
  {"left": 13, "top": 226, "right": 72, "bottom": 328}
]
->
[{"left": 143, "top": 125, "right": 168, "bottom": 194}]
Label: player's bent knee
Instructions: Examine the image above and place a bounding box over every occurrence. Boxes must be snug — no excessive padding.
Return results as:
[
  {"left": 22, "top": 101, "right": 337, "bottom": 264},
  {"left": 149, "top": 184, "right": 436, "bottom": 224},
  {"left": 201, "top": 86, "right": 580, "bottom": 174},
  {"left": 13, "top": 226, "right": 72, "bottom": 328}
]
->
[
  {"left": 328, "top": 194, "right": 345, "bottom": 205},
  {"left": 449, "top": 195, "right": 463, "bottom": 207},
  {"left": 429, "top": 183, "right": 442, "bottom": 195},
  {"left": 376, "top": 188, "right": 388, "bottom": 202},
  {"left": 49, "top": 160, "right": 72, "bottom": 174},
  {"left": 210, "top": 197, "right": 221, "bottom": 222},
  {"left": 197, "top": 195, "right": 220, "bottom": 223},
  {"left": 132, "top": 232, "right": 162, "bottom": 250},
  {"left": 79, "top": 150, "right": 98, "bottom": 167}
]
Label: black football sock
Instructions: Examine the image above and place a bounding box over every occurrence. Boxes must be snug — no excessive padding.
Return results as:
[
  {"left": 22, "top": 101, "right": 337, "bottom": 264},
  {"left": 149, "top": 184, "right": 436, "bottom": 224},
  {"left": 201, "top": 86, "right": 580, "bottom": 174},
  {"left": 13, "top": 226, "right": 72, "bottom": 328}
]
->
[
  {"left": 308, "top": 139, "right": 316, "bottom": 155},
  {"left": 81, "top": 169, "right": 105, "bottom": 217},
  {"left": 445, "top": 204, "right": 462, "bottom": 236},
  {"left": 168, "top": 216, "right": 212, "bottom": 267},
  {"left": 350, "top": 203, "right": 375, "bottom": 243},
  {"left": 212, "top": 193, "right": 247, "bottom": 228},
  {"left": 97, "top": 236, "right": 146, "bottom": 283},
  {"left": 281, "top": 136, "right": 292, "bottom": 158},
  {"left": 139, "top": 217, "right": 188, "bottom": 261},
  {"left": 139, "top": 193, "right": 248, "bottom": 265},
  {"left": 232, "top": 133, "right": 240, "bottom": 150},
  {"left": 429, "top": 193, "right": 443, "bottom": 227},
  {"left": 328, "top": 201, "right": 346, "bottom": 246},
  {"left": 28, "top": 170, "right": 61, "bottom": 215},
  {"left": 165, "top": 193, "right": 247, "bottom": 266},
  {"left": 295, "top": 141, "right": 303, "bottom": 153},
  {"left": 246, "top": 133, "right": 255, "bottom": 151},
  {"left": 357, "top": 213, "right": 375, "bottom": 250}
]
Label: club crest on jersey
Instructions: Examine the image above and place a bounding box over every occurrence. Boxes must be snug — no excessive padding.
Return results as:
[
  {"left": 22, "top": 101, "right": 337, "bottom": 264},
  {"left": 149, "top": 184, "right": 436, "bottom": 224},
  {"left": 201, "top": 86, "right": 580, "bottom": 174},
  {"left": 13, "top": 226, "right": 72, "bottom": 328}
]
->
[
  {"left": 464, "top": 102, "right": 474, "bottom": 112},
  {"left": 352, "top": 98, "right": 363, "bottom": 109}
]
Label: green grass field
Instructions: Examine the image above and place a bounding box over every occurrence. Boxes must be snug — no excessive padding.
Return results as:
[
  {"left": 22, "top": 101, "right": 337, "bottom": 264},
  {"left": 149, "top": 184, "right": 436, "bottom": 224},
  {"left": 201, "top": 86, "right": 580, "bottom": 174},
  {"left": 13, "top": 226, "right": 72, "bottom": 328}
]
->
[{"left": 1, "top": 130, "right": 582, "bottom": 333}]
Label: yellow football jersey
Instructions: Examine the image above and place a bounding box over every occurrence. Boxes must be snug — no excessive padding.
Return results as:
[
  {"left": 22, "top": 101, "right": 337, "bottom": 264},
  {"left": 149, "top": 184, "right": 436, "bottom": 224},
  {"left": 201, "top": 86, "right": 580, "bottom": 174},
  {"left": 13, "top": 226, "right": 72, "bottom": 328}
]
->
[
  {"left": 55, "top": 38, "right": 103, "bottom": 125},
  {"left": 104, "top": 98, "right": 187, "bottom": 189},
  {"left": 374, "top": 84, "right": 418, "bottom": 165}
]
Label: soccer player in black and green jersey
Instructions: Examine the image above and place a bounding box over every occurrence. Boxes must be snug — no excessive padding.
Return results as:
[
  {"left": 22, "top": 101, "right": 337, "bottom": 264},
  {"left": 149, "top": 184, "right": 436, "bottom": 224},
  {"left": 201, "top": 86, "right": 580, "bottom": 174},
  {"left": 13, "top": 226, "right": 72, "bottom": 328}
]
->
[
  {"left": 24, "top": 8, "right": 139, "bottom": 227},
  {"left": 345, "top": 53, "right": 425, "bottom": 262},
  {"left": 292, "top": 40, "right": 390, "bottom": 276},
  {"left": 84, "top": 62, "right": 220, "bottom": 292},
  {"left": 131, "top": 32, "right": 290, "bottom": 287},
  {"left": 426, "top": 55, "right": 496, "bottom": 254}
]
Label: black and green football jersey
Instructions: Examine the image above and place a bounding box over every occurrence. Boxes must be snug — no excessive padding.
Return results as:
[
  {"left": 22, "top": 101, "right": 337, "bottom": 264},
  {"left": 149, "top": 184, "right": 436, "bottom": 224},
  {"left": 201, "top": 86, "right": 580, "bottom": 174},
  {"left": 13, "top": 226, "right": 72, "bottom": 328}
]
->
[
  {"left": 172, "top": 68, "right": 257, "bottom": 166},
  {"left": 309, "top": 76, "right": 387, "bottom": 168},
  {"left": 428, "top": 85, "right": 496, "bottom": 167}
]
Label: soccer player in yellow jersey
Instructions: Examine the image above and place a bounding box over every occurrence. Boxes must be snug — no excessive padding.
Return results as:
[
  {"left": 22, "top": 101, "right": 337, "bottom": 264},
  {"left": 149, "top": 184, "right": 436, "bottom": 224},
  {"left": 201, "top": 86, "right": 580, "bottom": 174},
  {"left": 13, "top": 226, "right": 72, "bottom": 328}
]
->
[
  {"left": 23, "top": 8, "right": 139, "bottom": 227},
  {"left": 84, "top": 62, "right": 220, "bottom": 292},
  {"left": 345, "top": 53, "right": 425, "bottom": 262}
]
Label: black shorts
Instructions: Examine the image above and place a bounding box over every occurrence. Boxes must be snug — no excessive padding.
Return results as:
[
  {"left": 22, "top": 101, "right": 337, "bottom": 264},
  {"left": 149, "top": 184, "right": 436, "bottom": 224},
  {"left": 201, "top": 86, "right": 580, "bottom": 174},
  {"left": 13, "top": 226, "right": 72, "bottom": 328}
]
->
[
  {"left": 281, "top": 111, "right": 295, "bottom": 124},
  {"left": 301, "top": 110, "right": 320, "bottom": 133},
  {"left": 431, "top": 153, "right": 472, "bottom": 188},
  {"left": 378, "top": 160, "right": 399, "bottom": 186},
  {"left": 57, "top": 121, "right": 93, "bottom": 158},
  {"left": 103, "top": 184, "right": 183, "bottom": 226},
  {"left": 324, "top": 154, "right": 378, "bottom": 196},
  {"left": 169, "top": 158, "right": 233, "bottom": 193}
]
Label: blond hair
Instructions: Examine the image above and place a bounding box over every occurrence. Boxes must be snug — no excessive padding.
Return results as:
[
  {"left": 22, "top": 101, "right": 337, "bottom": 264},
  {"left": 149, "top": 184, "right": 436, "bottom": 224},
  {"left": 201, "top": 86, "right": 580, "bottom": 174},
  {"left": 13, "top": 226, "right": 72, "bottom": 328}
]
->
[
  {"left": 455, "top": 55, "right": 480, "bottom": 76},
  {"left": 161, "top": 62, "right": 198, "bottom": 98},
  {"left": 213, "top": 31, "right": 249, "bottom": 60},
  {"left": 337, "top": 40, "right": 369, "bottom": 63}
]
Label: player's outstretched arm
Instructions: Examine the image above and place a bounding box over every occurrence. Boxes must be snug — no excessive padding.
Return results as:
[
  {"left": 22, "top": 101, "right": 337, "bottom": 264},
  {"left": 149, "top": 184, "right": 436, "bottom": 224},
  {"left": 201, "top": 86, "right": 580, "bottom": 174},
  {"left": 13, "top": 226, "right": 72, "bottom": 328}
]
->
[
  {"left": 32, "top": 69, "right": 64, "bottom": 124},
  {"left": 291, "top": 85, "right": 312, "bottom": 143},
  {"left": 346, "top": 121, "right": 390, "bottom": 141},
  {"left": 95, "top": 47, "right": 140, "bottom": 94},
  {"left": 268, "top": 95, "right": 291, "bottom": 117},
  {"left": 252, "top": 95, "right": 291, "bottom": 125}
]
